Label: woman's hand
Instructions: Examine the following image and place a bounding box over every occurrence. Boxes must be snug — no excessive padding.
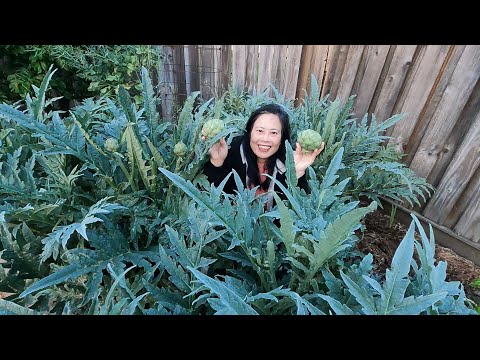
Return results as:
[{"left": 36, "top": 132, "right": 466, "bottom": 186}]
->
[
  {"left": 202, "top": 135, "right": 228, "bottom": 167},
  {"left": 293, "top": 142, "right": 325, "bottom": 178}
]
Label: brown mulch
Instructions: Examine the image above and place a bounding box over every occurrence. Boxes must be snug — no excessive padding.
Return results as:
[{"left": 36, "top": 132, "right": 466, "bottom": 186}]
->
[{"left": 357, "top": 209, "right": 480, "bottom": 303}]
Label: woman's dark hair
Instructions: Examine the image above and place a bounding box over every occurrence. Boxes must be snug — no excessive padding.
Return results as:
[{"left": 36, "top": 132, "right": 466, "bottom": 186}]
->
[{"left": 243, "top": 103, "right": 291, "bottom": 191}]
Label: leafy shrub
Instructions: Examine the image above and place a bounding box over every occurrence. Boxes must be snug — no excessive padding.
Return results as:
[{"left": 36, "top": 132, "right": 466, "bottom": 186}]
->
[{"left": 0, "top": 45, "right": 160, "bottom": 106}]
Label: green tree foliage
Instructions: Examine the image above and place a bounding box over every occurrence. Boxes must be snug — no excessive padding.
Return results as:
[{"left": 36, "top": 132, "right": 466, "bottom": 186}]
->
[{"left": 0, "top": 45, "right": 160, "bottom": 106}]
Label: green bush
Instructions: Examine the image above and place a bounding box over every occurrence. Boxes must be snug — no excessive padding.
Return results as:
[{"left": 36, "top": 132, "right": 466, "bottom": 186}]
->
[{"left": 0, "top": 45, "right": 160, "bottom": 106}]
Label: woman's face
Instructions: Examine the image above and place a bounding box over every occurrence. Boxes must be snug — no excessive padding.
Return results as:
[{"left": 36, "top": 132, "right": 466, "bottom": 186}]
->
[{"left": 249, "top": 113, "right": 282, "bottom": 164}]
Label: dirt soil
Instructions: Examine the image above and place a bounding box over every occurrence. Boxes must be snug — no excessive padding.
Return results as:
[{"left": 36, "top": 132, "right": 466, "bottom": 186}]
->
[{"left": 357, "top": 209, "right": 480, "bottom": 303}]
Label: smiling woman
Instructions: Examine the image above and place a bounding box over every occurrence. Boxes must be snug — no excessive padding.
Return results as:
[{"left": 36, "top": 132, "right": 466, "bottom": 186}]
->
[{"left": 203, "top": 103, "right": 325, "bottom": 210}]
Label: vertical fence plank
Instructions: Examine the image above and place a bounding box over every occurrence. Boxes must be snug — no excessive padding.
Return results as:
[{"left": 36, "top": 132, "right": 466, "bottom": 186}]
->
[
  {"left": 320, "top": 45, "right": 340, "bottom": 98},
  {"left": 453, "top": 167, "right": 480, "bottom": 243},
  {"left": 349, "top": 45, "right": 390, "bottom": 119},
  {"left": 426, "top": 77, "right": 480, "bottom": 189},
  {"left": 387, "top": 45, "right": 452, "bottom": 154},
  {"left": 408, "top": 45, "right": 480, "bottom": 182},
  {"left": 273, "top": 45, "right": 289, "bottom": 96},
  {"left": 257, "top": 45, "right": 276, "bottom": 93},
  {"left": 335, "top": 45, "right": 364, "bottom": 104},
  {"left": 185, "top": 45, "right": 200, "bottom": 96},
  {"left": 309, "top": 45, "right": 329, "bottom": 95},
  {"left": 422, "top": 109, "right": 480, "bottom": 224},
  {"left": 232, "top": 45, "right": 247, "bottom": 90},
  {"left": 296, "top": 45, "right": 329, "bottom": 104},
  {"left": 198, "top": 45, "right": 216, "bottom": 101},
  {"left": 444, "top": 166, "right": 480, "bottom": 228},
  {"left": 366, "top": 46, "right": 396, "bottom": 119},
  {"left": 438, "top": 72, "right": 480, "bottom": 231},
  {"left": 257, "top": 45, "right": 282, "bottom": 96},
  {"left": 323, "top": 45, "right": 351, "bottom": 100},
  {"left": 158, "top": 45, "right": 175, "bottom": 121},
  {"left": 371, "top": 45, "right": 417, "bottom": 123},
  {"left": 403, "top": 45, "right": 466, "bottom": 167},
  {"left": 173, "top": 45, "right": 187, "bottom": 107},
  {"left": 219, "top": 45, "right": 231, "bottom": 95},
  {"left": 245, "top": 45, "right": 259, "bottom": 93},
  {"left": 183, "top": 45, "right": 192, "bottom": 96},
  {"left": 212, "top": 44, "right": 223, "bottom": 97},
  {"left": 295, "top": 45, "right": 314, "bottom": 103},
  {"left": 282, "top": 45, "right": 303, "bottom": 101}
]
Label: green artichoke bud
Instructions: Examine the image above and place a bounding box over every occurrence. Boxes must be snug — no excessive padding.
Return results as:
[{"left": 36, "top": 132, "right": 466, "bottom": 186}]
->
[
  {"left": 298, "top": 129, "right": 322, "bottom": 153},
  {"left": 202, "top": 118, "right": 225, "bottom": 139},
  {"left": 104, "top": 137, "right": 119, "bottom": 152},
  {"left": 173, "top": 141, "right": 187, "bottom": 157}
]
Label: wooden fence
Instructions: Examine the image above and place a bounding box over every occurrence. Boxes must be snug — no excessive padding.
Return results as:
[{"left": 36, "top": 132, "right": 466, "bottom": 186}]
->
[
  {"left": 156, "top": 45, "right": 480, "bottom": 262},
  {"left": 156, "top": 45, "right": 230, "bottom": 120}
]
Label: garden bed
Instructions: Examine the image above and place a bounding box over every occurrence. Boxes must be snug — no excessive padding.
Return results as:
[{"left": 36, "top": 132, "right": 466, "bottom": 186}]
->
[{"left": 357, "top": 209, "right": 480, "bottom": 303}]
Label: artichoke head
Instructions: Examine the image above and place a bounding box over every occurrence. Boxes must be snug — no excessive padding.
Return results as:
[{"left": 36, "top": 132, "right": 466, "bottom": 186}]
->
[
  {"left": 104, "top": 137, "right": 119, "bottom": 152},
  {"left": 298, "top": 129, "right": 322, "bottom": 153},
  {"left": 174, "top": 141, "right": 187, "bottom": 157},
  {"left": 202, "top": 119, "right": 225, "bottom": 140}
]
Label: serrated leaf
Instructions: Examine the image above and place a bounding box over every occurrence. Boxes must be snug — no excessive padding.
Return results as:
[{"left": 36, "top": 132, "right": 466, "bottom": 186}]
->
[{"left": 188, "top": 267, "right": 258, "bottom": 315}]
